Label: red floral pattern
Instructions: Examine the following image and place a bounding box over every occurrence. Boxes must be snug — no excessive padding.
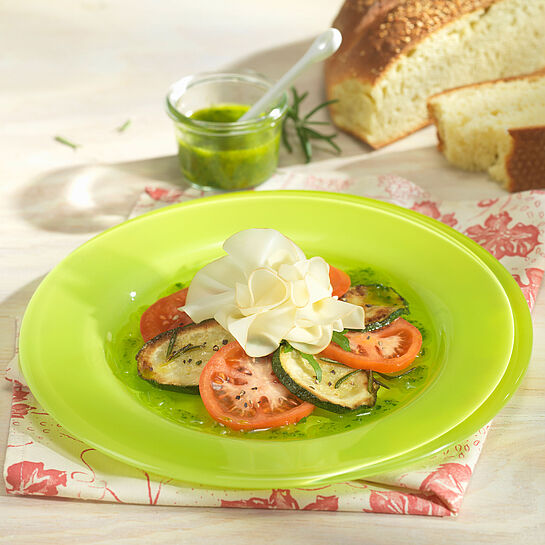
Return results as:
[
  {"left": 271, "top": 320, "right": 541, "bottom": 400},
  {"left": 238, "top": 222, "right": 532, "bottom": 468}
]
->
[
  {"left": 379, "top": 175, "right": 427, "bottom": 203},
  {"left": 145, "top": 187, "right": 184, "bottom": 202},
  {"left": 70, "top": 449, "right": 124, "bottom": 503},
  {"left": 412, "top": 200, "right": 441, "bottom": 219},
  {"left": 5, "top": 461, "right": 67, "bottom": 496},
  {"left": 465, "top": 212, "right": 541, "bottom": 259},
  {"left": 477, "top": 198, "right": 499, "bottom": 208},
  {"left": 365, "top": 490, "right": 451, "bottom": 516},
  {"left": 12, "top": 381, "right": 30, "bottom": 402},
  {"left": 303, "top": 495, "right": 339, "bottom": 511},
  {"left": 221, "top": 489, "right": 300, "bottom": 509},
  {"left": 5, "top": 175, "right": 545, "bottom": 515},
  {"left": 10, "top": 381, "right": 35, "bottom": 419},
  {"left": 512, "top": 268, "right": 544, "bottom": 310},
  {"left": 440, "top": 212, "right": 458, "bottom": 228},
  {"left": 411, "top": 201, "right": 459, "bottom": 227},
  {"left": 11, "top": 403, "right": 35, "bottom": 419},
  {"left": 302, "top": 175, "right": 353, "bottom": 192},
  {"left": 220, "top": 489, "right": 339, "bottom": 511},
  {"left": 420, "top": 463, "right": 472, "bottom": 512}
]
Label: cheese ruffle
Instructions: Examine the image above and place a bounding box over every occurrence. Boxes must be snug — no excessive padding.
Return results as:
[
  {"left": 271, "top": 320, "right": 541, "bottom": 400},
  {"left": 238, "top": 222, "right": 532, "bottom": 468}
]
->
[{"left": 181, "top": 229, "right": 364, "bottom": 357}]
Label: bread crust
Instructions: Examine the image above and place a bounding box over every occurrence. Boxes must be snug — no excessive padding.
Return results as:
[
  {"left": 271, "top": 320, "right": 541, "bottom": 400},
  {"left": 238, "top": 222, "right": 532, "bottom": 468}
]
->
[
  {"left": 427, "top": 67, "right": 545, "bottom": 104},
  {"left": 427, "top": 69, "right": 545, "bottom": 192},
  {"left": 325, "top": 0, "right": 499, "bottom": 89},
  {"left": 338, "top": 116, "right": 431, "bottom": 149},
  {"left": 506, "top": 127, "right": 545, "bottom": 192}
]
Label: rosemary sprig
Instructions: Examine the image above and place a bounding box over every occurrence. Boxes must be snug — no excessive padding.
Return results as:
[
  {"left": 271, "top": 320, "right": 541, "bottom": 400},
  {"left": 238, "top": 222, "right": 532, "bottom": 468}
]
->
[
  {"left": 160, "top": 342, "right": 204, "bottom": 366},
  {"left": 319, "top": 356, "right": 343, "bottom": 364},
  {"left": 370, "top": 367, "right": 417, "bottom": 391},
  {"left": 372, "top": 377, "right": 389, "bottom": 390},
  {"left": 374, "top": 367, "right": 417, "bottom": 380},
  {"left": 165, "top": 329, "right": 178, "bottom": 359},
  {"left": 54, "top": 135, "right": 80, "bottom": 150},
  {"left": 282, "top": 87, "right": 340, "bottom": 163},
  {"left": 334, "top": 369, "right": 360, "bottom": 389}
]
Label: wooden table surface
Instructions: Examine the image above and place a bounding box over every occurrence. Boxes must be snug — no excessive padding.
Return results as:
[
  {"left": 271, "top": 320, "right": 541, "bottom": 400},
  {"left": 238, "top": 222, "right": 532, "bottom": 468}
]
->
[{"left": 1, "top": 1, "right": 544, "bottom": 543}]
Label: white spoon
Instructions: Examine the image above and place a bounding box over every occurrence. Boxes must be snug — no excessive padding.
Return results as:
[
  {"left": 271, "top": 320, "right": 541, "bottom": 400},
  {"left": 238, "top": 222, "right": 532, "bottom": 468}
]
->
[{"left": 239, "top": 28, "right": 342, "bottom": 121}]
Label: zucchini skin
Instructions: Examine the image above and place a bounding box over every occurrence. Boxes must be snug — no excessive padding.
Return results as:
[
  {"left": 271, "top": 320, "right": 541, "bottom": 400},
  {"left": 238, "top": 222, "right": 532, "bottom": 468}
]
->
[
  {"left": 272, "top": 349, "right": 377, "bottom": 414},
  {"left": 363, "top": 306, "right": 408, "bottom": 332},
  {"left": 136, "top": 326, "right": 201, "bottom": 394},
  {"left": 141, "top": 378, "right": 200, "bottom": 395},
  {"left": 341, "top": 284, "right": 409, "bottom": 332},
  {"left": 136, "top": 320, "right": 233, "bottom": 394}
]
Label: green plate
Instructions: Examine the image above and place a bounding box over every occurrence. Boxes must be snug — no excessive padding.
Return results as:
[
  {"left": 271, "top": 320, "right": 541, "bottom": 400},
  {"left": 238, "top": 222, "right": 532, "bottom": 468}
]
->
[{"left": 19, "top": 191, "right": 532, "bottom": 489}]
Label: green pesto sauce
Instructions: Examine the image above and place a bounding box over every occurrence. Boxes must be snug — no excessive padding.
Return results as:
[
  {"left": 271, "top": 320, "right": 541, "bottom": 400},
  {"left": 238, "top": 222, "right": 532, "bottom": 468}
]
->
[
  {"left": 190, "top": 105, "right": 249, "bottom": 123},
  {"left": 176, "top": 104, "right": 281, "bottom": 190},
  {"left": 104, "top": 266, "right": 438, "bottom": 441}
]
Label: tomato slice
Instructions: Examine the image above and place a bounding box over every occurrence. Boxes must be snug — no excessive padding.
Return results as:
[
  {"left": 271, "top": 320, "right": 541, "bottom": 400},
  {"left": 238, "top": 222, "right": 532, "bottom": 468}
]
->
[
  {"left": 329, "top": 266, "right": 351, "bottom": 298},
  {"left": 199, "top": 342, "right": 314, "bottom": 431},
  {"left": 139, "top": 288, "right": 193, "bottom": 341},
  {"left": 319, "top": 318, "right": 422, "bottom": 373}
]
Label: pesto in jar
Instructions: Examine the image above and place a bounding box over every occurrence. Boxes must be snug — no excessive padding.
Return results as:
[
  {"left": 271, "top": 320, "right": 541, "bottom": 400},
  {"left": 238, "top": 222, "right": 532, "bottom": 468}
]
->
[{"left": 175, "top": 104, "right": 281, "bottom": 190}]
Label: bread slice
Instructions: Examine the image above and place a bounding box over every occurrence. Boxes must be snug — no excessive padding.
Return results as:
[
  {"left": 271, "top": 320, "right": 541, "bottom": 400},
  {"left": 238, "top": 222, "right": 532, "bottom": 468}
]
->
[
  {"left": 325, "top": 0, "right": 545, "bottom": 149},
  {"left": 428, "top": 70, "right": 545, "bottom": 192}
]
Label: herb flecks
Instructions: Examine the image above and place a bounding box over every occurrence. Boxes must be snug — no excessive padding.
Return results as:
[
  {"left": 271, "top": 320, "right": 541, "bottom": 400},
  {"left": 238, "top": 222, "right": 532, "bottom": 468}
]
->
[
  {"left": 282, "top": 87, "right": 340, "bottom": 163},
  {"left": 54, "top": 136, "right": 80, "bottom": 150}
]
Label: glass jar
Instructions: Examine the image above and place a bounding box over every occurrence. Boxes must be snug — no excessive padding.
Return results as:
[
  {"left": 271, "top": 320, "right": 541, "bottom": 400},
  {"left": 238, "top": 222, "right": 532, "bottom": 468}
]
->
[{"left": 166, "top": 72, "right": 287, "bottom": 191}]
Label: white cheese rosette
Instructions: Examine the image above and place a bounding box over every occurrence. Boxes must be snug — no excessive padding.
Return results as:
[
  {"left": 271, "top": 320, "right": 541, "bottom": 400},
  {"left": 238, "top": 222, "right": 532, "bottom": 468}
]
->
[{"left": 181, "top": 229, "right": 364, "bottom": 357}]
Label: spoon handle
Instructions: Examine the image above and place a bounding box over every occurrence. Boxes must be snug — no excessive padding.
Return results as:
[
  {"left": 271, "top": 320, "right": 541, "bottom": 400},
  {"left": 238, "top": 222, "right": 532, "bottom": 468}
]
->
[{"left": 239, "top": 28, "right": 341, "bottom": 121}]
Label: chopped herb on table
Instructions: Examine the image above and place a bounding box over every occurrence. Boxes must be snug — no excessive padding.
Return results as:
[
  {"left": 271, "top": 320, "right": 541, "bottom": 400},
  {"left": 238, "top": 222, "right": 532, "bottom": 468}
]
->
[
  {"left": 53, "top": 136, "right": 80, "bottom": 150},
  {"left": 116, "top": 119, "right": 131, "bottom": 132}
]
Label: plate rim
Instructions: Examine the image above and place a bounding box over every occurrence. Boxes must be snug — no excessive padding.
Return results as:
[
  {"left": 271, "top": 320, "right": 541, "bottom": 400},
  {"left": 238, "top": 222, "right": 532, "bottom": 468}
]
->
[{"left": 18, "top": 190, "right": 533, "bottom": 488}]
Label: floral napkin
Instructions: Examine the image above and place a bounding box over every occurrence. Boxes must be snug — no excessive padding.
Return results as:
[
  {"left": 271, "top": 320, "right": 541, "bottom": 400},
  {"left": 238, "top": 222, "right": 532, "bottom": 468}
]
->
[{"left": 4, "top": 171, "right": 544, "bottom": 516}]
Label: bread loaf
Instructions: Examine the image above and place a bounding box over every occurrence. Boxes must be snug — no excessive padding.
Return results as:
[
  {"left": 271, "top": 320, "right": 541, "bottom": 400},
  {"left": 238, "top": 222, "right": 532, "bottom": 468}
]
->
[
  {"left": 325, "top": 0, "right": 545, "bottom": 148},
  {"left": 427, "top": 70, "right": 545, "bottom": 192}
]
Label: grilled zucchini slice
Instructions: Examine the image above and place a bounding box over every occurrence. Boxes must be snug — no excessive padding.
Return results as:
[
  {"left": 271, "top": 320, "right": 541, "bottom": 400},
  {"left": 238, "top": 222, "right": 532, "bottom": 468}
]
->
[
  {"left": 136, "top": 320, "right": 234, "bottom": 394},
  {"left": 341, "top": 284, "right": 408, "bottom": 331},
  {"left": 272, "top": 346, "right": 378, "bottom": 413}
]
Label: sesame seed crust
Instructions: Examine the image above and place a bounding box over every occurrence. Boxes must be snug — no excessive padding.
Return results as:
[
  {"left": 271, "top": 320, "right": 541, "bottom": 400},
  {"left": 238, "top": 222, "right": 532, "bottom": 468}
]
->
[{"left": 326, "top": 0, "right": 500, "bottom": 86}]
